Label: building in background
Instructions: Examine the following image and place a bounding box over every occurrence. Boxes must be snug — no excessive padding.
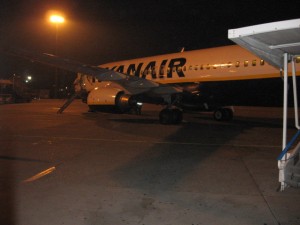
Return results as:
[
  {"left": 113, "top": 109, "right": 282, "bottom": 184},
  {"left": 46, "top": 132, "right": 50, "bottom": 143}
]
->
[{"left": 0, "top": 77, "right": 32, "bottom": 103}]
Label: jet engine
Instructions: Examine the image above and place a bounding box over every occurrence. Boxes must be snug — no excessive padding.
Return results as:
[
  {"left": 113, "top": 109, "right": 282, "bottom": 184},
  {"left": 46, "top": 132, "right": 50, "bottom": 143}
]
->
[{"left": 87, "top": 88, "right": 136, "bottom": 112}]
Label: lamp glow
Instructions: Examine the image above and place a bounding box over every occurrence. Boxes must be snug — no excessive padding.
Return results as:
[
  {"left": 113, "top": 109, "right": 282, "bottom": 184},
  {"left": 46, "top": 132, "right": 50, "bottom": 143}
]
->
[{"left": 49, "top": 15, "right": 65, "bottom": 24}]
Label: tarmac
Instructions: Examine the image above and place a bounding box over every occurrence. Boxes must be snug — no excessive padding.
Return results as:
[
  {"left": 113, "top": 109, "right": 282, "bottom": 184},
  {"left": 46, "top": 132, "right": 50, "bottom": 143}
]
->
[{"left": 0, "top": 99, "right": 299, "bottom": 225}]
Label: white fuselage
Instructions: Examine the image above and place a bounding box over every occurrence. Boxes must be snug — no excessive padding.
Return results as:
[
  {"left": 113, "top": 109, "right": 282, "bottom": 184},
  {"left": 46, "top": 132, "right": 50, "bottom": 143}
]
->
[
  {"left": 99, "top": 45, "right": 299, "bottom": 84},
  {"left": 77, "top": 45, "right": 299, "bottom": 108}
]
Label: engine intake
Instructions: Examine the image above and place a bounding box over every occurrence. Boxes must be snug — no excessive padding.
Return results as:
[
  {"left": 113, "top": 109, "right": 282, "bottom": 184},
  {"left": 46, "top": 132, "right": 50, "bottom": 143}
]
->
[
  {"left": 115, "top": 92, "right": 135, "bottom": 112},
  {"left": 87, "top": 88, "right": 135, "bottom": 112}
]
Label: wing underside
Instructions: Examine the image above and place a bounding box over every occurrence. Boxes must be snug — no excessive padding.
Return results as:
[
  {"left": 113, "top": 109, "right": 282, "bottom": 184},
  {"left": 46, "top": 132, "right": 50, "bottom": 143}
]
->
[{"left": 4, "top": 48, "right": 181, "bottom": 95}]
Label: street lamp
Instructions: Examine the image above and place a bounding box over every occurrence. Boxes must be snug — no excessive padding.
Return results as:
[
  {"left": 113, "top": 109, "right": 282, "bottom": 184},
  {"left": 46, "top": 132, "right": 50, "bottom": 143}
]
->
[
  {"left": 49, "top": 15, "right": 65, "bottom": 24},
  {"left": 49, "top": 13, "right": 65, "bottom": 98},
  {"left": 49, "top": 14, "right": 65, "bottom": 54}
]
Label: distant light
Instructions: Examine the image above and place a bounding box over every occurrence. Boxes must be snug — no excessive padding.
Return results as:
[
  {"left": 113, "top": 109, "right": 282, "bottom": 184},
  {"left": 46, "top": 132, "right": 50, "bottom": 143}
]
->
[
  {"left": 49, "top": 15, "right": 65, "bottom": 24},
  {"left": 25, "top": 75, "right": 32, "bottom": 83}
]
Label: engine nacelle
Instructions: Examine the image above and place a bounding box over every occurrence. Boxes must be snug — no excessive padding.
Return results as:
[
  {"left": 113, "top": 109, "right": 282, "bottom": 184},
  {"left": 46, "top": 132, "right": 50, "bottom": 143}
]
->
[{"left": 87, "top": 88, "right": 135, "bottom": 112}]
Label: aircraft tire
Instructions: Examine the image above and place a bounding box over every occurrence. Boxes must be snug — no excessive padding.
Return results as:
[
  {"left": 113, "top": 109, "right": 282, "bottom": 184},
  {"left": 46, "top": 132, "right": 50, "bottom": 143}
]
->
[
  {"left": 159, "top": 108, "right": 183, "bottom": 124},
  {"left": 213, "top": 108, "right": 233, "bottom": 121}
]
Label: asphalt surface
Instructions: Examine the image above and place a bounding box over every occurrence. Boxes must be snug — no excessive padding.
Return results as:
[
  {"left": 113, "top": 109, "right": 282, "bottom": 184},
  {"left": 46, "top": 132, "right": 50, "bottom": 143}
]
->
[{"left": 0, "top": 99, "right": 299, "bottom": 225}]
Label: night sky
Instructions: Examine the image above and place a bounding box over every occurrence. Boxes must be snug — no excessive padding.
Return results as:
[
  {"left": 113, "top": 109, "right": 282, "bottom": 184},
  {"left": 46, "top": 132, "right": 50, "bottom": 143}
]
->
[{"left": 0, "top": 0, "right": 299, "bottom": 87}]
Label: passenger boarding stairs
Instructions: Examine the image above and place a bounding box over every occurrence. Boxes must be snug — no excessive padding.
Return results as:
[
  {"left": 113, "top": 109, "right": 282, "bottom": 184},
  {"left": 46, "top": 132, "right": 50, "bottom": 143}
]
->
[
  {"left": 278, "top": 131, "right": 300, "bottom": 190},
  {"left": 227, "top": 19, "right": 300, "bottom": 191},
  {"left": 278, "top": 54, "right": 300, "bottom": 191}
]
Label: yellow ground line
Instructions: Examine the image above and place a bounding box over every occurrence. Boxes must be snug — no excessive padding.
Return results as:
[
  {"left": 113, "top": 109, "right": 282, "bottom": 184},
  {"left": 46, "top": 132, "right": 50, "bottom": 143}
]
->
[{"left": 22, "top": 166, "right": 56, "bottom": 183}]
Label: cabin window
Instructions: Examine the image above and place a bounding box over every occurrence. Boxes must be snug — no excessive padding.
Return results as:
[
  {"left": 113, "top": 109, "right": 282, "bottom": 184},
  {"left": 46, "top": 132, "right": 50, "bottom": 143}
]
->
[
  {"left": 235, "top": 61, "right": 240, "bottom": 67},
  {"left": 244, "top": 60, "right": 249, "bottom": 67},
  {"left": 167, "top": 67, "right": 170, "bottom": 74},
  {"left": 252, "top": 60, "right": 257, "bottom": 66},
  {"left": 172, "top": 67, "right": 176, "bottom": 72},
  {"left": 213, "top": 64, "right": 217, "bottom": 69},
  {"left": 194, "top": 65, "right": 199, "bottom": 70},
  {"left": 260, "top": 60, "right": 265, "bottom": 66},
  {"left": 200, "top": 65, "right": 204, "bottom": 70},
  {"left": 183, "top": 66, "right": 186, "bottom": 71},
  {"left": 177, "top": 66, "right": 182, "bottom": 72},
  {"left": 206, "top": 64, "right": 210, "bottom": 70},
  {"left": 227, "top": 62, "right": 232, "bottom": 68},
  {"left": 189, "top": 65, "right": 193, "bottom": 70}
]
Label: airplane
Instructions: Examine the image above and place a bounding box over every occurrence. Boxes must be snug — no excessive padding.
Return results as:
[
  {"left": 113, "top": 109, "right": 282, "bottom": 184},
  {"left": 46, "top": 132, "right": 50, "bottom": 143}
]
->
[{"left": 5, "top": 44, "right": 300, "bottom": 124}]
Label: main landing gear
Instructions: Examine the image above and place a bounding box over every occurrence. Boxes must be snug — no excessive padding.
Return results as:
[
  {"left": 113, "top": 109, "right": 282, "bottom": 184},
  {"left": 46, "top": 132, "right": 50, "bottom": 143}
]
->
[
  {"left": 213, "top": 107, "right": 233, "bottom": 121},
  {"left": 159, "top": 94, "right": 183, "bottom": 124},
  {"left": 159, "top": 108, "right": 183, "bottom": 124}
]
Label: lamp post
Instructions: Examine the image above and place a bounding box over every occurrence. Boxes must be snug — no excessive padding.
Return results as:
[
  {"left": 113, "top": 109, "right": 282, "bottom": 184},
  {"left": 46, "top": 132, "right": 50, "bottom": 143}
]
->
[{"left": 49, "top": 14, "right": 65, "bottom": 98}]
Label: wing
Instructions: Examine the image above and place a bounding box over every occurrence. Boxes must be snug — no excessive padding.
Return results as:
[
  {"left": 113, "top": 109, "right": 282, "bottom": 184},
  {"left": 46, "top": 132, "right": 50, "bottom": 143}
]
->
[{"left": 4, "top": 48, "right": 181, "bottom": 95}]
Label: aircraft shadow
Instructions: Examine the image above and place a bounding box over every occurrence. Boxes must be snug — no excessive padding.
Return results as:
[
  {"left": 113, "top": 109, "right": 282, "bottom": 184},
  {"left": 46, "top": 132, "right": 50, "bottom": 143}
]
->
[
  {"left": 108, "top": 118, "right": 159, "bottom": 124},
  {"left": 83, "top": 110, "right": 289, "bottom": 193},
  {"left": 106, "top": 118, "right": 249, "bottom": 192}
]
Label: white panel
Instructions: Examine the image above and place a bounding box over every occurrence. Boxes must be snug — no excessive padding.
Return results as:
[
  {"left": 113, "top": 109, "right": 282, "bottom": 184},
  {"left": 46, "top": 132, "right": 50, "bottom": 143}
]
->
[
  {"left": 228, "top": 19, "right": 300, "bottom": 39},
  {"left": 228, "top": 18, "right": 300, "bottom": 69}
]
